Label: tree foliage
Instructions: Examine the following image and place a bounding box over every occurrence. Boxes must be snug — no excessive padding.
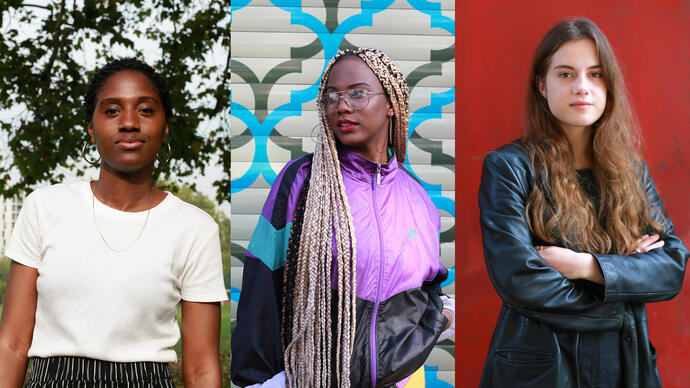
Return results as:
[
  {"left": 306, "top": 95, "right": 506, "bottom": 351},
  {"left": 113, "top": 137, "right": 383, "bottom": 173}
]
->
[{"left": 0, "top": 0, "right": 230, "bottom": 203}]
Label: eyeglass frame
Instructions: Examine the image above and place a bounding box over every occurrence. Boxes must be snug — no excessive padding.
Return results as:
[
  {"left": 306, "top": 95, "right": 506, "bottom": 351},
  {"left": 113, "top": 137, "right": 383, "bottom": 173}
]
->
[{"left": 320, "top": 88, "right": 387, "bottom": 112}]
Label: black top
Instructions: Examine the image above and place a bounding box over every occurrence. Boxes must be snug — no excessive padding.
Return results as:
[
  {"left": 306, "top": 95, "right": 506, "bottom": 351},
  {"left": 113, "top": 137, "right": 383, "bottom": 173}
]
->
[{"left": 576, "top": 169, "right": 622, "bottom": 388}]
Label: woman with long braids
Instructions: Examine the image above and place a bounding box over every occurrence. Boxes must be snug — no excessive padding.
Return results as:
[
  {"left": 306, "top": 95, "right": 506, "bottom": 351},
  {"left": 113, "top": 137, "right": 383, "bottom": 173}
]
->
[
  {"left": 232, "top": 48, "right": 455, "bottom": 387},
  {"left": 478, "top": 18, "right": 688, "bottom": 387},
  {"left": 0, "top": 58, "right": 228, "bottom": 387}
]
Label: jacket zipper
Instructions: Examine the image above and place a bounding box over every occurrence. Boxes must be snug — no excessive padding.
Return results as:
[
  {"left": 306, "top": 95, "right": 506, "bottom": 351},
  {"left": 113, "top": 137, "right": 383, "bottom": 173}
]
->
[{"left": 370, "top": 163, "right": 384, "bottom": 387}]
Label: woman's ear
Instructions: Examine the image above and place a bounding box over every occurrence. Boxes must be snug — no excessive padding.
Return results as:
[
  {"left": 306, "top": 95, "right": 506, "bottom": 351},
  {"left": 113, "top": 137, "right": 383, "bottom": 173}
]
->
[
  {"left": 537, "top": 76, "right": 546, "bottom": 98},
  {"left": 87, "top": 124, "right": 96, "bottom": 144}
]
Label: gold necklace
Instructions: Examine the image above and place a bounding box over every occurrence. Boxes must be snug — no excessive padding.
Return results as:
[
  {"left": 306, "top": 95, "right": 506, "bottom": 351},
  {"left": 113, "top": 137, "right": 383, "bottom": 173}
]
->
[{"left": 91, "top": 183, "right": 153, "bottom": 253}]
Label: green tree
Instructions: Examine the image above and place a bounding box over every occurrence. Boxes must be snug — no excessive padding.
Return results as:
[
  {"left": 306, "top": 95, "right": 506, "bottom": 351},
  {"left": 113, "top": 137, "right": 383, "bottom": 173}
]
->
[{"left": 0, "top": 0, "right": 230, "bottom": 203}]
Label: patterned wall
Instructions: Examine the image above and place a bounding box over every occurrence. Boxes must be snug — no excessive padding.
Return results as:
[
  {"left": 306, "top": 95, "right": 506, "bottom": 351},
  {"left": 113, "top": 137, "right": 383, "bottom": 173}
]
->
[{"left": 230, "top": 0, "right": 455, "bottom": 385}]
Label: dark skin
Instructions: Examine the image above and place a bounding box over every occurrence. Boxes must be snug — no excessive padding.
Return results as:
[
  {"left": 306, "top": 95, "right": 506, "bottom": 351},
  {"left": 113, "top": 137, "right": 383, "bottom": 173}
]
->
[
  {"left": 326, "top": 56, "right": 393, "bottom": 164},
  {"left": 0, "top": 70, "right": 221, "bottom": 387},
  {"left": 325, "top": 57, "right": 453, "bottom": 329}
]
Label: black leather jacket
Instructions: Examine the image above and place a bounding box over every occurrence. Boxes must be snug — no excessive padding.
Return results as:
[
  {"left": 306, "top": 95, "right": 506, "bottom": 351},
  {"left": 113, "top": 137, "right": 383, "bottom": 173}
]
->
[{"left": 478, "top": 141, "right": 689, "bottom": 388}]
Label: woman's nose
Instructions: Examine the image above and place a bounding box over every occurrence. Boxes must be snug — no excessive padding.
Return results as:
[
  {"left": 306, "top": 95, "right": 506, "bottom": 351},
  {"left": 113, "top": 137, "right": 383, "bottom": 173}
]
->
[
  {"left": 335, "top": 96, "right": 353, "bottom": 113},
  {"left": 573, "top": 75, "right": 590, "bottom": 95},
  {"left": 119, "top": 109, "right": 139, "bottom": 130}
]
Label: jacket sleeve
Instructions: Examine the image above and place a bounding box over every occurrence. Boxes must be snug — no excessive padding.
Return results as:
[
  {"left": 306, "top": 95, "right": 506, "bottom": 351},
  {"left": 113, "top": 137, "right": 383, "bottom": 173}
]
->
[
  {"left": 478, "top": 149, "right": 623, "bottom": 331},
  {"left": 231, "top": 156, "right": 311, "bottom": 386},
  {"left": 230, "top": 254, "right": 285, "bottom": 386},
  {"left": 592, "top": 162, "right": 689, "bottom": 303}
]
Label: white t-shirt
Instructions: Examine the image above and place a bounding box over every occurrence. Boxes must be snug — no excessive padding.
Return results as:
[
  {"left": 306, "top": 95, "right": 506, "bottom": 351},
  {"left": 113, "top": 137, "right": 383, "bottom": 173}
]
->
[{"left": 4, "top": 181, "right": 228, "bottom": 362}]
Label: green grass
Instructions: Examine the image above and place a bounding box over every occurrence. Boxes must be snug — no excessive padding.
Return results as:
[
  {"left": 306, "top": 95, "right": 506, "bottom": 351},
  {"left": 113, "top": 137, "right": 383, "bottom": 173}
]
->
[{"left": 0, "top": 304, "right": 231, "bottom": 387}]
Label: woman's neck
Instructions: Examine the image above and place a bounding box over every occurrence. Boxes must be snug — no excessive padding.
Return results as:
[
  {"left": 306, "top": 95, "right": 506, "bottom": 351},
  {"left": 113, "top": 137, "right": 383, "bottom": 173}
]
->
[
  {"left": 563, "top": 126, "right": 594, "bottom": 169},
  {"left": 92, "top": 164, "right": 161, "bottom": 212}
]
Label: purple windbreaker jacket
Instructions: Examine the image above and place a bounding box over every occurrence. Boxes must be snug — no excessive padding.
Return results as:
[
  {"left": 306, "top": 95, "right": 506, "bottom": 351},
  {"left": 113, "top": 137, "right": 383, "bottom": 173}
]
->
[{"left": 231, "top": 146, "right": 449, "bottom": 387}]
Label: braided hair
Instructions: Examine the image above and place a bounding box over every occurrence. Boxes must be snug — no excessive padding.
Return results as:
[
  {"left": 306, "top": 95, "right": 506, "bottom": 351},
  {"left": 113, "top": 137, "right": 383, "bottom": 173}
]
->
[{"left": 281, "top": 48, "right": 410, "bottom": 387}]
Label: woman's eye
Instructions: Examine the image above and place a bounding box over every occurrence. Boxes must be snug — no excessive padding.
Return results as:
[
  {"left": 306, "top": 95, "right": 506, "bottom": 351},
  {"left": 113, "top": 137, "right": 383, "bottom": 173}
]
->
[
  {"left": 104, "top": 108, "right": 119, "bottom": 115},
  {"left": 139, "top": 107, "right": 155, "bottom": 114},
  {"left": 325, "top": 93, "right": 339, "bottom": 104},
  {"left": 350, "top": 89, "right": 366, "bottom": 99},
  {"left": 558, "top": 72, "right": 573, "bottom": 79},
  {"left": 590, "top": 72, "right": 602, "bottom": 78}
]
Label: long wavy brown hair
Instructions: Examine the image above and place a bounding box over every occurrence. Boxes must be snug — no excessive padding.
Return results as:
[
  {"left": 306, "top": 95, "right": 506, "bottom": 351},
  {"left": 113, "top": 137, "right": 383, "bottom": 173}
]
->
[{"left": 523, "top": 17, "right": 661, "bottom": 255}]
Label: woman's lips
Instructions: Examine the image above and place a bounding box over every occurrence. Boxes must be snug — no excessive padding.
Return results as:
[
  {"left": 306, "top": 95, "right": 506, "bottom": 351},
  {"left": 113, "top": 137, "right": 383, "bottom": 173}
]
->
[
  {"left": 570, "top": 102, "right": 593, "bottom": 110},
  {"left": 116, "top": 137, "right": 145, "bottom": 150},
  {"left": 337, "top": 119, "right": 358, "bottom": 132}
]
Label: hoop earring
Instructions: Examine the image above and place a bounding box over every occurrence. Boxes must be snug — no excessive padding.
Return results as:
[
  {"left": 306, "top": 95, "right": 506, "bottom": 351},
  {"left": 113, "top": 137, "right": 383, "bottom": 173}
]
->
[
  {"left": 82, "top": 142, "right": 100, "bottom": 166},
  {"left": 157, "top": 142, "right": 172, "bottom": 166},
  {"left": 388, "top": 115, "right": 394, "bottom": 146}
]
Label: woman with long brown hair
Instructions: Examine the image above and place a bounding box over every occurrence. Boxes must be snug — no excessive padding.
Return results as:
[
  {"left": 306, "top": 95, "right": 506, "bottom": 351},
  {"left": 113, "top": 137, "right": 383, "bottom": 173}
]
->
[{"left": 478, "top": 18, "right": 688, "bottom": 387}]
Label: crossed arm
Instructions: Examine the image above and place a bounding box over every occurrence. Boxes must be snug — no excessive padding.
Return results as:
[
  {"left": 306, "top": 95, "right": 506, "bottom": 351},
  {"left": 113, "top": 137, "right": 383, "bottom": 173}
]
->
[
  {"left": 535, "top": 233, "right": 666, "bottom": 285},
  {"left": 479, "top": 150, "right": 688, "bottom": 326}
]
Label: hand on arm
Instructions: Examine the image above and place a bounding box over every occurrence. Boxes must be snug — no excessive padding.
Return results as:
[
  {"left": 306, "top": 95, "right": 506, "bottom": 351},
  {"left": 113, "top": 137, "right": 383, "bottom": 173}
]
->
[
  {"left": 0, "top": 262, "right": 38, "bottom": 388},
  {"left": 181, "top": 300, "right": 222, "bottom": 388},
  {"left": 627, "top": 234, "right": 664, "bottom": 255}
]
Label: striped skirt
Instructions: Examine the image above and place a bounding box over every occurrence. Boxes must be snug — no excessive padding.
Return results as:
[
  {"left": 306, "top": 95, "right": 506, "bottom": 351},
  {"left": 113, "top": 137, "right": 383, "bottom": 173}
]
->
[{"left": 26, "top": 356, "right": 176, "bottom": 387}]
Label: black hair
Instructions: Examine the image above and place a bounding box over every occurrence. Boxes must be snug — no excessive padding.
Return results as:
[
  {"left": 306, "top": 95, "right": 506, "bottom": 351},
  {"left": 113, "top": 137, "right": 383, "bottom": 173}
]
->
[{"left": 83, "top": 57, "right": 172, "bottom": 123}]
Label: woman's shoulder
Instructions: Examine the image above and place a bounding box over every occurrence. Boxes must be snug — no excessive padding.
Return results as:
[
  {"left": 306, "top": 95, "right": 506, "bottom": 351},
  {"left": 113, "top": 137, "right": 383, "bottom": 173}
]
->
[
  {"left": 24, "top": 181, "right": 90, "bottom": 204},
  {"left": 268, "top": 153, "right": 314, "bottom": 197},
  {"left": 485, "top": 138, "right": 529, "bottom": 161},
  {"left": 479, "top": 139, "right": 537, "bottom": 198},
  {"left": 161, "top": 192, "right": 218, "bottom": 229},
  {"left": 482, "top": 138, "right": 532, "bottom": 175},
  {"left": 275, "top": 153, "right": 313, "bottom": 182}
]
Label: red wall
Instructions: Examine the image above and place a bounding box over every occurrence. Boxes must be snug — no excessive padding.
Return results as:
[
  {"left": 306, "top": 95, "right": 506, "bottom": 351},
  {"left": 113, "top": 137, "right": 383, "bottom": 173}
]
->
[{"left": 455, "top": 1, "right": 690, "bottom": 386}]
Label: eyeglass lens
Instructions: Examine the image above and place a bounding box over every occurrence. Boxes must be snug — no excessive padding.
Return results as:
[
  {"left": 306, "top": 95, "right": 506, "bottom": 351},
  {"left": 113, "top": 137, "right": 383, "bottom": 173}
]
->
[{"left": 324, "top": 89, "right": 371, "bottom": 111}]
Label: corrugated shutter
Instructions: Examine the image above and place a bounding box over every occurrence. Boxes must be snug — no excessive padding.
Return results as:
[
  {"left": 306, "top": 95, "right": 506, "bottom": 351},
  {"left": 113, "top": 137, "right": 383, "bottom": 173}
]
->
[{"left": 231, "top": 0, "right": 455, "bottom": 385}]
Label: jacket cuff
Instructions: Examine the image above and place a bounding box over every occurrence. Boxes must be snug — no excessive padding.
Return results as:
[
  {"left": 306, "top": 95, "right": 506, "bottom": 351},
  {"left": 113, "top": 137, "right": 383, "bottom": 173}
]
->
[{"left": 591, "top": 253, "right": 618, "bottom": 303}]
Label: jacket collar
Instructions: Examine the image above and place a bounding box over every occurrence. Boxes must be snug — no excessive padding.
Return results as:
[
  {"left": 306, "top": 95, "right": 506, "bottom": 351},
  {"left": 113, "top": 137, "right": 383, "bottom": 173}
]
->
[{"left": 337, "top": 145, "right": 398, "bottom": 185}]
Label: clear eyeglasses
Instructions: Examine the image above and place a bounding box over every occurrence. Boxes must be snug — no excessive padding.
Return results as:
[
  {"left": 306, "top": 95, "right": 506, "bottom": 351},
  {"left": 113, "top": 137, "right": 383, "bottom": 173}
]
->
[{"left": 321, "top": 88, "right": 385, "bottom": 112}]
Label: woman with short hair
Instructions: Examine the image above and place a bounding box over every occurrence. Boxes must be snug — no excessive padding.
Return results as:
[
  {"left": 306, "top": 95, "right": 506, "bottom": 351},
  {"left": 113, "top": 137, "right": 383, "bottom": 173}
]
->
[{"left": 0, "top": 58, "right": 228, "bottom": 387}]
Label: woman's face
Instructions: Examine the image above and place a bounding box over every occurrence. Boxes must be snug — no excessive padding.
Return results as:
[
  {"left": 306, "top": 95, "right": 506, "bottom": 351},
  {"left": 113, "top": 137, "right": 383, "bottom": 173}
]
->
[
  {"left": 88, "top": 70, "right": 168, "bottom": 173},
  {"left": 538, "top": 39, "right": 607, "bottom": 134},
  {"left": 325, "top": 56, "right": 392, "bottom": 159}
]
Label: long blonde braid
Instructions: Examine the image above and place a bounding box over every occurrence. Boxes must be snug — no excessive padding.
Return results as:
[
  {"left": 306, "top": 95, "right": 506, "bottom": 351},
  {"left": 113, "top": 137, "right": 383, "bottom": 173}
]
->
[{"left": 283, "top": 48, "right": 410, "bottom": 387}]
